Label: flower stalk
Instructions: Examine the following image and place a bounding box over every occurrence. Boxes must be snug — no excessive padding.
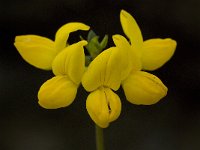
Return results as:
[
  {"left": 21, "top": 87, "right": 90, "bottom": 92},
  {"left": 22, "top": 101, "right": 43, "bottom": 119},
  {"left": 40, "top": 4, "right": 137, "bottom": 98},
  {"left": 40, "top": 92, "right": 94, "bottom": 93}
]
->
[{"left": 95, "top": 124, "right": 105, "bottom": 150}]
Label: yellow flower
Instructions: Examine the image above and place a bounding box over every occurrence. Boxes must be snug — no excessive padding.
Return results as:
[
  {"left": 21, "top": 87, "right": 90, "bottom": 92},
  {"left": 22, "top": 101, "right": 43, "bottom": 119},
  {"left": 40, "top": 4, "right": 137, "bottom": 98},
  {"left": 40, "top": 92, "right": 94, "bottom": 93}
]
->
[
  {"left": 112, "top": 10, "right": 177, "bottom": 105},
  {"left": 14, "top": 22, "right": 90, "bottom": 70},
  {"left": 38, "top": 41, "right": 87, "bottom": 109},
  {"left": 14, "top": 22, "right": 90, "bottom": 109},
  {"left": 120, "top": 10, "right": 177, "bottom": 71},
  {"left": 82, "top": 46, "right": 130, "bottom": 128}
]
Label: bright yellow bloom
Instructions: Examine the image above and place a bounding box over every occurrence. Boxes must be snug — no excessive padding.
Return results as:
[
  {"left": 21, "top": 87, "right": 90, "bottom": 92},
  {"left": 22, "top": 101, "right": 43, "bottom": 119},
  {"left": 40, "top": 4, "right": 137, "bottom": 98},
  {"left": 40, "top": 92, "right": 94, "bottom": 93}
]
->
[
  {"left": 38, "top": 41, "right": 87, "bottom": 109},
  {"left": 14, "top": 22, "right": 90, "bottom": 109},
  {"left": 13, "top": 11, "right": 176, "bottom": 128},
  {"left": 120, "top": 10, "right": 176, "bottom": 71},
  {"left": 82, "top": 46, "right": 130, "bottom": 128},
  {"left": 14, "top": 22, "right": 90, "bottom": 70},
  {"left": 112, "top": 10, "right": 177, "bottom": 105}
]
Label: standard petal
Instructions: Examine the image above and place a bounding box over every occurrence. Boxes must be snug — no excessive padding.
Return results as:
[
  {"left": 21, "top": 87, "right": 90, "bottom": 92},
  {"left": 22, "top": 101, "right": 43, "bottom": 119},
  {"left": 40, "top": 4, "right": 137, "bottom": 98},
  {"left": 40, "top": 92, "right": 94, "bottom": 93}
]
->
[
  {"left": 52, "top": 40, "right": 87, "bottom": 85},
  {"left": 38, "top": 76, "right": 77, "bottom": 109},
  {"left": 142, "top": 38, "right": 177, "bottom": 71},
  {"left": 120, "top": 10, "right": 143, "bottom": 48},
  {"left": 104, "top": 47, "right": 128, "bottom": 90},
  {"left": 82, "top": 49, "right": 110, "bottom": 91},
  {"left": 122, "top": 71, "right": 168, "bottom": 105},
  {"left": 112, "top": 34, "right": 142, "bottom": 74},
  {"left": 82, "top": 47, "right": 125, "bottom": 92},
  {"left": 55, "top": 22, "right": 90, "bottom": 51},
  {"left": 86, "top": 87, "right": 121, "bottom": 128},
  {"left": 14, "top": 35, "right": 56, "bottom": 70}
]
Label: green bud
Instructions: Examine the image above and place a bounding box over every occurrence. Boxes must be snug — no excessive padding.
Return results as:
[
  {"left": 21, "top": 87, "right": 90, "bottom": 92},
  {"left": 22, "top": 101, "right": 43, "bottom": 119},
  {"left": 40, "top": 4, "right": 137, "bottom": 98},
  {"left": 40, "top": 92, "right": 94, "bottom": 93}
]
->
[
  {"left": 87, "top": 30, "right": 97, "bottom": 41},
  {"left": 86, "top": 30, "right": 108, "bottom": 59},
  {"left": 86, "top": 36, "right": 102, "bottom": 58},
  {"left": 80, "top": 30, "right": 109, "bottom": 65}
]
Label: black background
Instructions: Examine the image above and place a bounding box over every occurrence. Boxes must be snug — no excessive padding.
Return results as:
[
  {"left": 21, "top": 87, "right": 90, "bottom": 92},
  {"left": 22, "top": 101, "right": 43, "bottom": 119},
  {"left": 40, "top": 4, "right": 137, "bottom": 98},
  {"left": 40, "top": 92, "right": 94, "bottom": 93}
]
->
[{"left": 0, "top": 0, "right": 200, "bottom": 150}]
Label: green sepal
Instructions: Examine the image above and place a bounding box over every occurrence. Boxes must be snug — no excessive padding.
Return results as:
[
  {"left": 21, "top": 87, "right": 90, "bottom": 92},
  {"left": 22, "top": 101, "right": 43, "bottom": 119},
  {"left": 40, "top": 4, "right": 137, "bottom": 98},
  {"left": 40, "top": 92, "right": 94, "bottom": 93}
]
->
[
  {"left": 100, "top": 34, "right": 108, "bottom": 50},
  {"left": 80, "top": 30, "right": 109, "bottom": 60},
  {"left": 85, "top": 55, "right": 92, "bottom": 66},
  {"left": 87, "top": 30, "right": 97, "bottom": 42}
]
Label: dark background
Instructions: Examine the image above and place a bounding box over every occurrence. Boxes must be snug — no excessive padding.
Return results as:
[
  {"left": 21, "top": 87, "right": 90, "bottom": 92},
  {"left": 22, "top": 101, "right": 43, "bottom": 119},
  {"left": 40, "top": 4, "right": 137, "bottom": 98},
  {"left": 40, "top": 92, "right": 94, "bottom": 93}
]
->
[{"left": 0, "top": 0, "right": 200, "bottom": 150}]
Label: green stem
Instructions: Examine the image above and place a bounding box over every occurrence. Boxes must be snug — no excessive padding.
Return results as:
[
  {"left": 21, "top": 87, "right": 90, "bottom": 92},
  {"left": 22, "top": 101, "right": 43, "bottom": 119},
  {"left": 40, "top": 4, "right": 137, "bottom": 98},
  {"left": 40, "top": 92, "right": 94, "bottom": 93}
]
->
[{"left": 95, "top": 124, "right": 105, "bottom": 150}]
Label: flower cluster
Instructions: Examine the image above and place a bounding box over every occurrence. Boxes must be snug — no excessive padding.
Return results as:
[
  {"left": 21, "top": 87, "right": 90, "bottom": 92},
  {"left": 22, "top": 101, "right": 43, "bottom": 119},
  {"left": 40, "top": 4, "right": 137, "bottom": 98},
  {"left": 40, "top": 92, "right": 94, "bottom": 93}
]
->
[{"left": 14, "top": 10, "right": 176, "bottom": 128}]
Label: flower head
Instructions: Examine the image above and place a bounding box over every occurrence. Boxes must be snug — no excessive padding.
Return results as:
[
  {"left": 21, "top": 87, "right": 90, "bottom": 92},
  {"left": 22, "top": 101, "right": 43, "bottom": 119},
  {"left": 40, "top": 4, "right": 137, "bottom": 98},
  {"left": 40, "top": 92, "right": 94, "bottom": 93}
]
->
[{"left": 14, "top": 11, "right": 176, "bottom": 129}]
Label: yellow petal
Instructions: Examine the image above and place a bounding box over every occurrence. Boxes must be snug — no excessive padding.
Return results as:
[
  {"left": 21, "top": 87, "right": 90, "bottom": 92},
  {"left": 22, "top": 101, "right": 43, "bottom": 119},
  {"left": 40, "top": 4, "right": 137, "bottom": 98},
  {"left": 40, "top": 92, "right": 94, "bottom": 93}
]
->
[
  {"left": 86, "top": 87, "right": 121, "bottom": 128},
  {"left": 120, "top": 10, "right": 143, "bottom": 48},
  {"left": 122, "top": 71, "right": 168, "bottom": 105},
  {"left": 142, "top": 38, "right": 177, "bottom": 71},
  {"left": 52, "top": 40, "right": 87, "bottom": 85},
  {"left": 55, "top": 22, "right": 90, "bottom": 51},
  {"left": 112, "top": 34, "right": 142, "bottom": 74},
  {"left": 14, "top": 35, "right": 56, "bottom": 70},
  {"left": 82, "top": 47, "right": 125, "bottom": 92},
  {"left": 82, "top": 50, "right": 110, "bottom": 91},
  {"left": 38, "top": 76, "right": 77, "bottom": 109},
  {"left": 105, "top": 88, "right": 121, "bottom": 122},
  {"left": 105, "top": 47, "right": 129, "bottom": 90},
  {"left": 15, "top": 35, "right": 55, "bottom": 46}
]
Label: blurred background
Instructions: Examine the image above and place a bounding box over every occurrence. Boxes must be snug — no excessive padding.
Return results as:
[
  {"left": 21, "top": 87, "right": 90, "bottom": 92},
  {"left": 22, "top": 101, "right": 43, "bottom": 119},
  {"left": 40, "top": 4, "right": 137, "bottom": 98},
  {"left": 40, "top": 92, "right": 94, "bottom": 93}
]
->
[{"left": 0, "top": 0, "right": 200, "bottom": 150}]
